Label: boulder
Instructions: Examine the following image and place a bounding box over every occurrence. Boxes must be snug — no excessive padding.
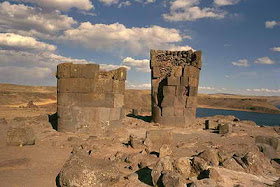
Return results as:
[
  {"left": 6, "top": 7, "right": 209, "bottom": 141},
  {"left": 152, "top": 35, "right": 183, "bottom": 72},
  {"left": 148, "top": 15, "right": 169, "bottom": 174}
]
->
[
  {"left": 159, "top": 144, "right": 172, "bottom": 158},
  {"left": 198, "top": 149, "right": 219, "bottom": 166},
  {"left": 173, "top": 157, "right": 192, "bottom": 179},
  {"left": 256, "top": 143, "right": 277, "bottom": 159},
  {"left": 162, "top": 171, "right": 186, "bottom": 187},
  {"left": 58, "top": 152, "right": 120, "bottom": 187},
  {"left": 144, "top": 130, "right": 173, "bottom": 153},
  {"left": 151, "top": 156, "right": 173, "bottom": 186},
  {"left": 7, "top": 127, "right": 35, "bottom": 146},
  {"left": 191, "top": 157, "right": 208, "bottom": 175},
  {"left": 189, "top": 179, "right": 216, "bottom": 187},
  {"left": 255, "top": 136, "right": 280, "bottom": 151},
  {"left": 129, "top": 135, "right": 145, "bottom": 149},
  {"left": 222, "top": 157, "right": 244, "bottom": 172}
]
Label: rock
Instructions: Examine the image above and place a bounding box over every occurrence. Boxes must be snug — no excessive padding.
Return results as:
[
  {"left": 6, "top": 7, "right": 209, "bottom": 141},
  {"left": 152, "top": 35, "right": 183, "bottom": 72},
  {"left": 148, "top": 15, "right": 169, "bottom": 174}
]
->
[
  {"left": 151, "top": 156, "right": 173, "bottom": 186},
  {"left": 241, "top": 150, "right": 275, "bottom": 175},
  {"left": 208, "top": 168, "right": 223, "bottom": 182},
  {"left": 159, "top": 144, "right": 172, "bottom": 158},
  {"left": 189, "top": 179, "right": 216, "bottom": 187},
  {"left": 198, "top": 149, "right": 219, "bottom": 166},
  {"left": 241, "top": 120, "right": 257, "bottom": 126},
  {"left": 191, "top": 157, "right": 208, "bottom": 175},
  {"left": 204, "top": 120, "right": 218, "bottom": 130},
  {"left": 218, "top": 123, "right": 232, "bottom": 134},
  {"left": 125, "top": 173, "right": 138, "bottom": 181},
  {"left": 0, "top": 118, "right": 7, "bottom": 125},
  {"left": 222, "top": 157, "right": 244, "bottom": 172},
  {"left": 58, "top": 152, "right": 120, "bottom": 187},
  {"left": 7, "top": 126, "right": 35, "bottom": 146},
  {"left": 162, "top": 171, "right": 186, "bottom": 187},
  {"left": 256, "top": 143, "right": 277, "bottom": 159},
  {"left": 173, "top": 157, "right": 192, "bottom": 179},
  {"left": 144, "top": 130, "right": 173, "bottom": 153},
  {"left": 255, "top": 136, "right": 280, "bottom": 151},
  {"left": 129, "top": 134, "right": 144, "bottom": 149}
]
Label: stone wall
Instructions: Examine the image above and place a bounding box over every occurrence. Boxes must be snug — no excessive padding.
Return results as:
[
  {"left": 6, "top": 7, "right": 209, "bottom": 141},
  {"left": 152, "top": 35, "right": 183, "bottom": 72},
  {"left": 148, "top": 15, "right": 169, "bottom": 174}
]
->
[
  {"left": 150, "top": 50, "right": 202, "bottom": 127},
  {"left": 57, "top": 63, "right": 126, "bottom": 134}
]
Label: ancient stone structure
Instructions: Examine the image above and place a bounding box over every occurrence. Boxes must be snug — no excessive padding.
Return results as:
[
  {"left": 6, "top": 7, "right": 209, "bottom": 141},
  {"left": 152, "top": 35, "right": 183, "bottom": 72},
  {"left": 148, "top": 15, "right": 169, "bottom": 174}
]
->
[
  {"left": 57, "top": 63, "right": 126, "bottom": 134},
  {"left": 150, "top": 50, "right": 202, "bottom": 127}
]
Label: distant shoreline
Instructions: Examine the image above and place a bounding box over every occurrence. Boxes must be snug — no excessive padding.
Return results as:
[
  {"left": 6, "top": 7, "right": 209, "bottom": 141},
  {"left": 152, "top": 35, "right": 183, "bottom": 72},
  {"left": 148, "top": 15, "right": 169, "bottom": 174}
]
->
[{"left": 197, "top": 105, "right": 280, "bottom": 114}]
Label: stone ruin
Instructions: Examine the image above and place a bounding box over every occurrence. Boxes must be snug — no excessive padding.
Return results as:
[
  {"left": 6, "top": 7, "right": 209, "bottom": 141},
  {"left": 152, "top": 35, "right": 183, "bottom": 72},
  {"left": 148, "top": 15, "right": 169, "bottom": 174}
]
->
[
  {"left": 56, "top": 63, "right": 126, "bottom": 134},
  {"left": 150, "top": 49, "right": 202, "bottom": 127}
]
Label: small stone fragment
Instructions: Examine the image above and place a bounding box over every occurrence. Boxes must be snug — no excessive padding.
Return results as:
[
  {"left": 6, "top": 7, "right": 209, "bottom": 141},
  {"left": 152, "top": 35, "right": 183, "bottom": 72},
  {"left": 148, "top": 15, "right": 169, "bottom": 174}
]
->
[{"left": 159, "top": 144, "right": 172, "bottom": 158}]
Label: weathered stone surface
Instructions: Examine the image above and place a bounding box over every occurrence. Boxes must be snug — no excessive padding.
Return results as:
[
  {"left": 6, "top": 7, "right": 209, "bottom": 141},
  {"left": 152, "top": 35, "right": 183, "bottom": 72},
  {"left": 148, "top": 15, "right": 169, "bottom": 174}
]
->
[
  {"left": 151, "top": 157, "right": 173, "bottom": 186},
  {"left": 173, "top": 157, "right": 192, "bottom": 179},
  {"left": 7, "top": 127, "right": 35, "bottom": 146},
  {"left": 218, "top": 123, "right": 232, "bottom": 134},
  {"left": 255, "top": 136, "right": 280, "bottom": 151},
  {"left": 57, "top": 63, "right": 127, "bottom": 134},
  {"left": 256, "top": 143, "right": 277, "bottom": 159},
  {"left": 150, "top": 50, "right": 201, "bottom": 128},
  {"left": 144, "top": 130, "right": 173, "bottom": 153},
  {"left": 204, "top": 120, "right": 218, "bottom": 130},
  {"left": 198, "top": 149, "right": 219, "bottom": 166},
  {"left": 162, "top": 171, "right": 186, "bottom": 187},
  {"left": 58, "top": 152, "right": 120, "bottom": 187},
  {"left": 159, "top": 144, "right": 172, "bottom": 157},
  {"left": 222, "top": 157, "right": 244, "bottom": 172}
]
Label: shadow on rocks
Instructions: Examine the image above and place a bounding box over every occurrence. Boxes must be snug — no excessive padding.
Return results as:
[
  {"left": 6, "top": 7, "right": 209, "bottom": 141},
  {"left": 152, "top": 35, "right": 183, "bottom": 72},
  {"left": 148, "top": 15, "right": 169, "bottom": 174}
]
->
[
  {"left": 126, "top": 114, "right": 152, "bottom": 123},
  {"left": 136, "top": 166, "right": 153, "bottom": 186},
  {"left": 48, "top": 112, "right": 58, "bottom": 130}
]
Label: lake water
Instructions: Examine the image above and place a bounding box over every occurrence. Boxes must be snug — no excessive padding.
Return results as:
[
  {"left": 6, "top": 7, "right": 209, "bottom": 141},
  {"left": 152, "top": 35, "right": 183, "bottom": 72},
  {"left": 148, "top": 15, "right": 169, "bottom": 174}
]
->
[{"left": 197, "top": 108, "right": 280, "bottom": 126}]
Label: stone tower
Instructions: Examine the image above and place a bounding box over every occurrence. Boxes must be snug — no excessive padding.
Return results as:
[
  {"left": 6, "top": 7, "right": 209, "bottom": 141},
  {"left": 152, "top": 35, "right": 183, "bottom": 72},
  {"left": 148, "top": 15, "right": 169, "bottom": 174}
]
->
[
  {"left": 57, "top": 63, "right": 126, "bottom": 134},
  {"left": 150, "top": 50, "right": 202, "bottom": 127}
]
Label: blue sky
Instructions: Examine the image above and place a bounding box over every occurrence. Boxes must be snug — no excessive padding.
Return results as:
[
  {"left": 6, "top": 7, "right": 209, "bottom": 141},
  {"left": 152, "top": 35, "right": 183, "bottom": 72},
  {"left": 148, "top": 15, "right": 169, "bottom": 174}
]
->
[{"left": 0, "top": 0, "right": 279, "bottom": 96}]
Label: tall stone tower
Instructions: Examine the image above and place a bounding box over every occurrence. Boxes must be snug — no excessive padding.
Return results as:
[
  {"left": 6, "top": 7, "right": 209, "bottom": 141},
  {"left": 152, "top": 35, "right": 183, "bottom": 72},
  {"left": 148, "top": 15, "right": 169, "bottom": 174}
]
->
[
  {"left": 56, "top": 63, "right": 126, "bottom": 134},
  {"left": 150, "top": 50, "right": 202, "bottom": 127}
]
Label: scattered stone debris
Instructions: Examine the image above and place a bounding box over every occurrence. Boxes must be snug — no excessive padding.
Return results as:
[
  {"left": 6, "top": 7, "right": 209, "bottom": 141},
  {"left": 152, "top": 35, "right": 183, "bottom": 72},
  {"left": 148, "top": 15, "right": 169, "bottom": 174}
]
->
[{"left": 7, "top": 126, "right": 35, "bottom": 146}]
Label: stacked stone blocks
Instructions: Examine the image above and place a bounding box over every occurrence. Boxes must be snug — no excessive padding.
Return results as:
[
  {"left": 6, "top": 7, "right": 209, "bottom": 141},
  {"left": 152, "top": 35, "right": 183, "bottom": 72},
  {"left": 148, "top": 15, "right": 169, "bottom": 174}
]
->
[
  {"left": 150, "top": 50, "right": 202, "bottom": 127},
  {"left": 57, "top": 63, "right": 126, "bottom": 134}
]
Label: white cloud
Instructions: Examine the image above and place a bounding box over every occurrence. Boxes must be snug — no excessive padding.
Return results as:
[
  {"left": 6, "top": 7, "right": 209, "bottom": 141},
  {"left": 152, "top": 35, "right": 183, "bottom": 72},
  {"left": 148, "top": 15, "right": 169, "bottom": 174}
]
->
[
  {"left": 246, "top": 88, "right": 280, "bottom": 93},
  {"left": 0, "top": 2, "right": 77, "bottom": 39},
  {"left": 214, "top": 0, "right": 240, "bottom": 6},
  {"left": 135, "top": 0, "right": 156, "bottom": 4},
  {"left": 271, "top": 47, "right": 280, "bottom": 52},
  {"left": 198, "top": 86, "right": 216, "bottom": 90},
  {"left": 254, "top": 57, "right": 275, "bottom": 65},
  {"left": 100, "top": 64, "right": 131, "bottom": 71},
  {"left": 168, "top": 45, "right": 194, "bottom": 51},
  {"left": 163, "top": 0, "right": 226, "bottom": 21},
  {"left": 19, "top": 0, "right": 94, "bottom": 11},
  {"left": 146, "top": 0, "right": 156, "bottom": 3},
  {"left": 0, "top": 33, "right": 56, "bottom": 51},
  {"left": 265, "top": 21, "right": 278, "bottom": 29},
  {"left": 122, "top": 57, "right": 150, "bottom": 72},
  {"left": 127, "top": 83, "right": 151, "bottom": 89},
  {"left": 118, "top": 1, "right": 131, "bottom": 8},
  {"left": 231, "top": 59, "right": 249, "bottom": 67},
  {"left": 61, "top": 22, "right": 185, "bottom": 54},
  {"left": 99, "top": 0, "right": 119, "bottom": 5}
]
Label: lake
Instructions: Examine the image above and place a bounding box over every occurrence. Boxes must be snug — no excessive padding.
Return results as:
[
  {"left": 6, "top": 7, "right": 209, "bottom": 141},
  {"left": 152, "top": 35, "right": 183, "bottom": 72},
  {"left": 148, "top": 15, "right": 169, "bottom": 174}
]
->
[{"left": 197, "top": 108, "right": 280, "bottom": 126}]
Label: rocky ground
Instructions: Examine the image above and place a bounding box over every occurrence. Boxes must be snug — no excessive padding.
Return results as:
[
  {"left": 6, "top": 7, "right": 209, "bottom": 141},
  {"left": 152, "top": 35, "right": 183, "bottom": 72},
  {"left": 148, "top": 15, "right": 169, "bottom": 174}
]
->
[{"left": 1, "top": 103, "right": 280, "bottom": 187}]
